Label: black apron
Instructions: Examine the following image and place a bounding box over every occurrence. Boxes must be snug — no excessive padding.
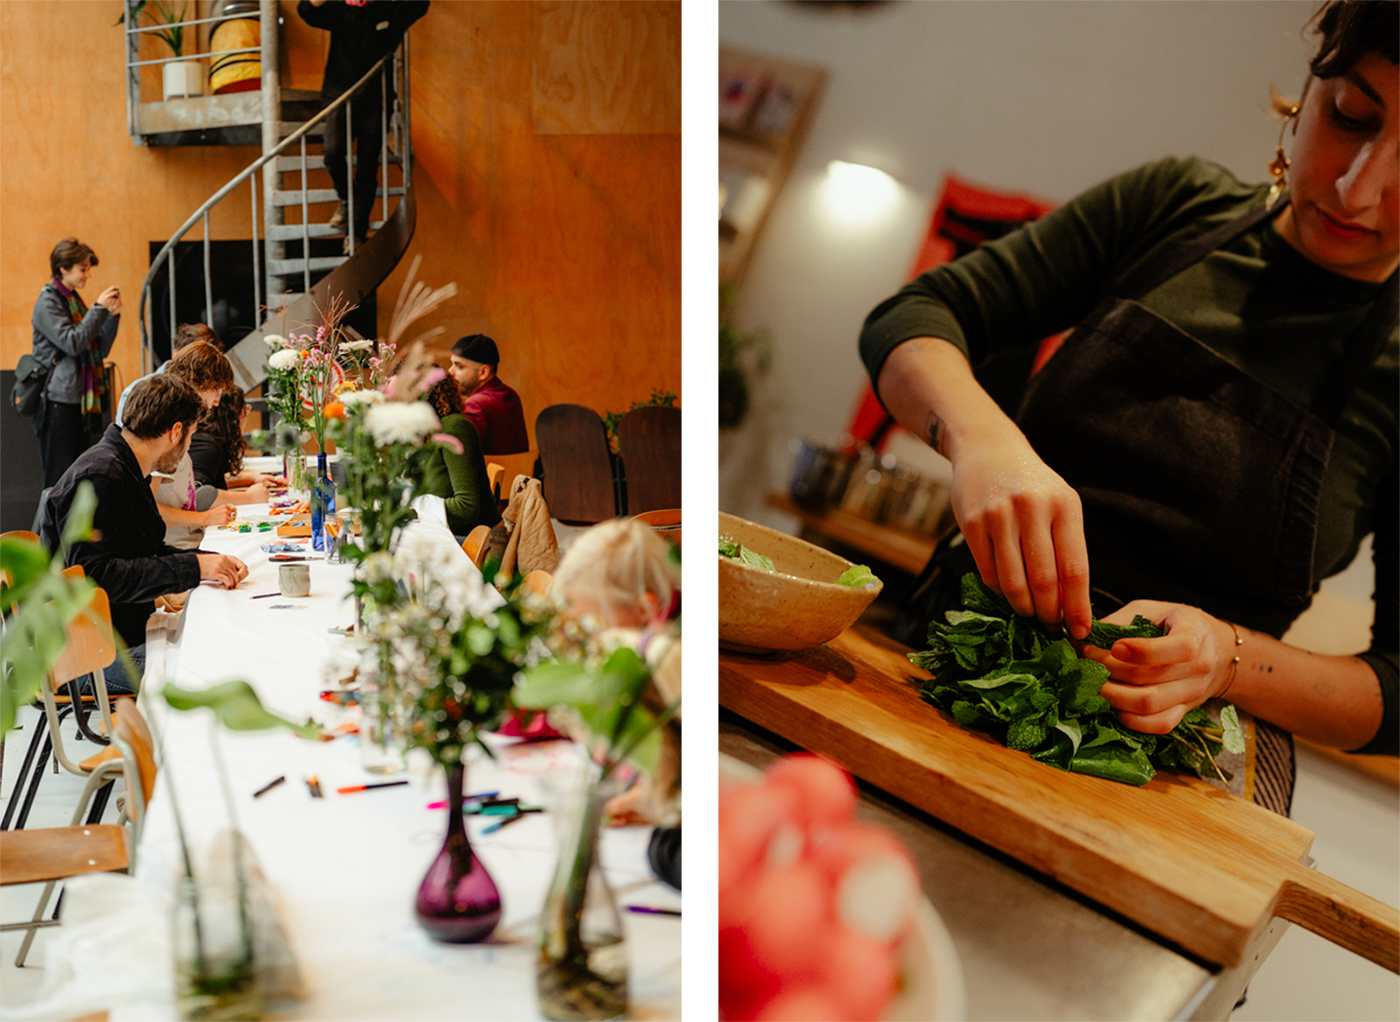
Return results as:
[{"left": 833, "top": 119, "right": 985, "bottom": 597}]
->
[{"left": 897, "top": 200, "right": 1398, "bottom": 815}]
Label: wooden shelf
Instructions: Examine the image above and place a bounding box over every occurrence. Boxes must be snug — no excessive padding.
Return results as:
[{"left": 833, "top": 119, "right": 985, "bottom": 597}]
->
[{"left": 765, "top": 491, "right": 935, "bottom": 575}]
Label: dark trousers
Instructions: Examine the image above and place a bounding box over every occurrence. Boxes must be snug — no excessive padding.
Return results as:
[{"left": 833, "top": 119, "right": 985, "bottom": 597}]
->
[
  {"left": 323, "top": 91, "right": 384, "bottom": 235},
  {"left": 36, "top": 398, "right": 101, "bottom": 489}
]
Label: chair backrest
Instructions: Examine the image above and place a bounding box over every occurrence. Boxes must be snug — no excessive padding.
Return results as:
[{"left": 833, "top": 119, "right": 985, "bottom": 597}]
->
[
  {"left": 486, "top": 463, "right": 505, "bottom": 501},
  {"left": 0, "top": 530, "right": 41, "bottom": 589},
  {"left": 520, "top": 569, "right": 553, "bottom": 597},
  {"left": 462, "top": 524, "right": 491, "bottom": 568},
  {"left": 535, "top": 405, "right": 617, "bottom": 524},
  {"left": 110, "top": 698, "right": 157, "bottom": 823},
  {"left": 617, "top": 405, "right": 681, "bottom": 514},
  {"left": 51, "top": 567, "right": 116, "bottom": 689},
  {"left": 487, "top": 450, "right": 539, "bottom": 502}
]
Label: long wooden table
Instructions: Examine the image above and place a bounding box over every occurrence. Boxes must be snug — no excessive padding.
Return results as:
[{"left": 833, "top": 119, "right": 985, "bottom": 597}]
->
[{"left": 720, "top": 625, "right": 1399, "bottom": 1018}]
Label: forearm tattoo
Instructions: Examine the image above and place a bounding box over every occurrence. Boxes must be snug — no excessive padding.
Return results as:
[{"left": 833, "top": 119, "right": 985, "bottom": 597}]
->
[{"left": 924, "top": 411, "right": 949, "bottom": 456}]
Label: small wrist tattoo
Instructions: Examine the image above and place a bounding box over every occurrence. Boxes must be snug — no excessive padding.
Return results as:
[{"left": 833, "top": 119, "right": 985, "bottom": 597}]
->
[{"left": 924, "top": 411, "right": 948, "bottom": 455}]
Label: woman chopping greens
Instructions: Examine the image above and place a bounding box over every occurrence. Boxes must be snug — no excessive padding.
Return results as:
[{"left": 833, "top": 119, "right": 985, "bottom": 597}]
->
[{"left": 861, "top": 0, "right": 1396, "bottom": 814}]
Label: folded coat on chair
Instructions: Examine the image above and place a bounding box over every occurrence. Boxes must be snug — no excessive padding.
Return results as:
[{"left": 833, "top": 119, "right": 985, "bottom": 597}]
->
[{"left": 498, "top": 476, "right": 559, "bottom": 578}]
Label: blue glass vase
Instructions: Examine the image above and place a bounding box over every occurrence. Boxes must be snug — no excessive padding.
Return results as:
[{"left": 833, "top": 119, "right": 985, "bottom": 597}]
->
[{"left": 311, "top": 451, "right": 336, "bottom": 552}]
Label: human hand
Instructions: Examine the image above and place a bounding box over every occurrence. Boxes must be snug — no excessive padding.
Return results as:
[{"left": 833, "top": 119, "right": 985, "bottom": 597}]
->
[
  {"left": 1080, "top": 600, "right": 1239, "bottom": 734},
  {"left": 96, "top": 286, "right": 122, "bottom": 314},
  {"left": 202, "top": 504, "right": 237, "bottom": 528},
  {"left": 948, "top": 426, "right": 1092, "bottom": 638},
  {"left": 243, "top": 483, "right": 270, "bottom": 504},
  {"left": 196, "top": 552, "right": 249, "bottom": 589}
]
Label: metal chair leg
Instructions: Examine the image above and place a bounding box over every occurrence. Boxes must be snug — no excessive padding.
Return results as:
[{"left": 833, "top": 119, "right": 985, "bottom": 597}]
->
[
  {"left": 1, "top": 717, "right": 49, "bottom": 829},
  {"left": 13, "top": 878, "right": 59, "bottom": 968},
  {"left": 10, "top": 734, "right": 53, "bottom": 832}
]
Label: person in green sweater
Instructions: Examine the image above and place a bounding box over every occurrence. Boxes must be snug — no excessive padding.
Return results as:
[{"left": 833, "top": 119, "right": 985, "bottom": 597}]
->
[
  {"left": 860, "top": 0, "right": 1397, "bottom": 809},
  {"left": 421, "top": 375, "right": 500, "bottom": 539}
]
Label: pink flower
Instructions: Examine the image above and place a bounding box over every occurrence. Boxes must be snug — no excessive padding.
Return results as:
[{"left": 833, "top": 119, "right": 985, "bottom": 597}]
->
[
  {"left": 420, "top": 367, "right": 447, "bottom": 390},
  {"left": 432, "top": 432, "right": 464, "bottom": 455}
]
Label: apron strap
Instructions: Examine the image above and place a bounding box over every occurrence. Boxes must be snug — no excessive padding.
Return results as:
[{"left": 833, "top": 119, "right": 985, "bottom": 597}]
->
[
  {"left": 1130, "top": 198, "right": 1282, "bottom": 297},
  {"left": 1312, "top": 269, "right": 1399, "bottom": 427},
  {"left": 1128, "top": 194, "right": 1397, "bottom": 428}
]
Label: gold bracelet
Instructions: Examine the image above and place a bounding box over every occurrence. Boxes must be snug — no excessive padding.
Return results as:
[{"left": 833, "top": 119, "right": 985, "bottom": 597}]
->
[{"left": 1225, "top": 620, "right": 1243, "bottom": 692}]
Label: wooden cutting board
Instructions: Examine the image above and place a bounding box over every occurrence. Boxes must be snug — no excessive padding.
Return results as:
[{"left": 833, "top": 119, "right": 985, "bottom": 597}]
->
[{"left": 719, "top": 625, "right": 1399, "bottom": 973}]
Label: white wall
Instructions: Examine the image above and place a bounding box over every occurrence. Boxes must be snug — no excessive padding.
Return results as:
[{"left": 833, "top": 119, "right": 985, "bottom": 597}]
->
[{"left": 719, "top": 0, "right": 1318, "bottom": 527}]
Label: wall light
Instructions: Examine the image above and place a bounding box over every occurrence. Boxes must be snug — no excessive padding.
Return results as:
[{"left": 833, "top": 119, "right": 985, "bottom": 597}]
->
[{"left": 823, "top": 159, "right": 900, "bottom": 224}]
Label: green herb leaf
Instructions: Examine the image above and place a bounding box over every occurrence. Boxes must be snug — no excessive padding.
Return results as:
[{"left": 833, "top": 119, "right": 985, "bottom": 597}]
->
[
  {"left": 1220, "top": 704, "right": 1245, "bottom": 755},
  {"left": 718, "top": 536, "right": 774, "bottom": 572},
  {"left": 834, "top": 564, "right": 878, "bottom": 587},
  {"left": 162, "top": 681, "right": 322, "bottom": 740}
]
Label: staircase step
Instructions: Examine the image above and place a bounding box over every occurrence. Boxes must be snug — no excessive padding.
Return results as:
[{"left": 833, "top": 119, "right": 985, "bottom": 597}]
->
[
  {"left": 267, "top": 255, "right": 348, "bottom": 277},
  {"left": 272, "top": 188, "right": 341, "bottom": 206},
  {"left": 266, "top": 220, "right": 386, "bottom": 241},
  {"left": 279, "top": 122, "right": 324, "bottom": 140},
  {"left": 274, "top": 154, "right": 403, "bottom": 173},
  {"left": 271, "top": 187, "right": 404, "bottom": 207}
]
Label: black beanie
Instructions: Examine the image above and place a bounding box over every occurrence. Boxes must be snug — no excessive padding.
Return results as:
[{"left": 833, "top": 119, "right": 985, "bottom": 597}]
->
[{"left": 452, "top": 333, "right": 500, "bottom": 367}]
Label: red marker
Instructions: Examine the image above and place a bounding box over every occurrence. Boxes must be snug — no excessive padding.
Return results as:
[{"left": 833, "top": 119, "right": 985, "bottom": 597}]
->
[{"left": 337, "top": 780, "right": 409, "bottom": 795}]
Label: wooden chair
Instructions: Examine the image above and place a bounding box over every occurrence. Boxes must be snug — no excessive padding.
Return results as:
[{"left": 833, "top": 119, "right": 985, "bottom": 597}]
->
[
  {"left": 486, "top": 450, "right": 539, "bottom": 503},
  {"left": 617, "top": 405, "right": 681, "bottom": 515},
  {"left": 461, "top": 524, "right": 491, "bottom": 568},
  {"left": 632, "top": 508, "right": 682, "bottom": 547},
  {"left": 1, "top": 698, "right": 156, "bottom": 967},
  {"left": 520, "top": 569, "right": 553, "bottom": 597},
  {"left": 535, "top": 405, "right": 618, "bottom": 524},
  {"left": 2, "top": 569, "right": 124, "bottom": 833},
  {"left": 486, "top": 463, "right": 505, "bottom": 502}
]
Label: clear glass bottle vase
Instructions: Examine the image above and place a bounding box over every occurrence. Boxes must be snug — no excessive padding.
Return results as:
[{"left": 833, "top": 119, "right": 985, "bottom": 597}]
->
[{"left": 537, "top": 762, "right": 627, "bottom": 1021}]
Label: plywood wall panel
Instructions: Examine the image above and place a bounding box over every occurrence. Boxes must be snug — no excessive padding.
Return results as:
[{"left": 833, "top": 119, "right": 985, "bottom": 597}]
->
[
  {"left": 4, "top": 0, "right": 679, "bottom": 462},
  {"left": 533, "top": 0, "right": 681, "bottom": 136}
]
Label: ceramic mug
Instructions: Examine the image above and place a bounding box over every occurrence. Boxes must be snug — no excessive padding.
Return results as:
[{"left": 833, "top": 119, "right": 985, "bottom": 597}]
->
[{"left": 279, "top": 564, "right": 311, "bottom": 598}]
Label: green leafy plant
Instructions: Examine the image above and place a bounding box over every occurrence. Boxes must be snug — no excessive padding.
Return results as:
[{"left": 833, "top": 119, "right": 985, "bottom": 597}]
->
[
  {"left": 1, "top": 483, "right": 100, "bottom": 738},
  {"left": 116, "top": 0, "right": 189, "bottom": 58},
  {"left": 910, "top": 573, "right": 1244, "bottom": 786},
  {"left": 602, "top": 389, "right": 678, "bottom": 454}
]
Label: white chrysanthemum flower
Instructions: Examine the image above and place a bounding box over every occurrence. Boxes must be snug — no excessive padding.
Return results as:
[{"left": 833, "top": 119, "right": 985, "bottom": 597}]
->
[
  {"left": 264, "top": 333, "right": 287, "bottom": 349},
  {"left": 365, "top": 401, "right": 441, "bottom": 446},
  {"left": 268, "top": 348, "right": 300, "bottom": 371},
  {"left": 341, "top": 339, "right": 375, "bottom": 353},
  {"left": 339, "top": 389, "right": 385, "bottom": 407}
]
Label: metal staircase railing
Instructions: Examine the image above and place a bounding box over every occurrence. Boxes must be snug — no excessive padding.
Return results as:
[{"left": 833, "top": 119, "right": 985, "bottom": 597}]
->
[{"left": 135, "top": 6, "right": 416, "bottom": 396}]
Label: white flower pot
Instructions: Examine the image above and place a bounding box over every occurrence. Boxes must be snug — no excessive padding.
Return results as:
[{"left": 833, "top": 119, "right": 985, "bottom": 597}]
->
[{"left": 162, "top": 61, "right": 205, "bottom": 101}]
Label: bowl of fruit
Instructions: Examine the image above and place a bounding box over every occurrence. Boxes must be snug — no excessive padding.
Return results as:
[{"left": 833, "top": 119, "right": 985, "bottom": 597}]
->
[
  {"left": 719, "top": 752, "right": 965, "bottom": 1021},
  {"left": 719, "top": 512, "right": 883, "bottom": 654}
]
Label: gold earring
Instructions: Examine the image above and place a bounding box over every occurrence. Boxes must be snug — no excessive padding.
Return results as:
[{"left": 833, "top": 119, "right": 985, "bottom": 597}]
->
[{"left": 1267, "top": 105, "right": 1299, "bottom": 207}]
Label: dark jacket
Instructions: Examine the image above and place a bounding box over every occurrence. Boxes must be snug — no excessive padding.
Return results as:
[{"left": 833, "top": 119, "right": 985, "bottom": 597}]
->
[
  {"left": 39, "top": 424, "right": 201, "bottom": 649},
  {"left": 31, "top": 282, "right": 119, "bottom": 404},
  {"left": 297, "top": 0, "right": 429, "bottom": 102}
]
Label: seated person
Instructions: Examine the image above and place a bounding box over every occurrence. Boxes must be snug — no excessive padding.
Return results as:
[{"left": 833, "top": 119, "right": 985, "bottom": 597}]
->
[
  {"left": 189, "top": 390, "right": 274, "bottom": 505},
  {"left": 421, "top": 375, "right": 501, "bottom": 538},
  {"left": 448, "top": 333, "right": 529, "bottom": 456},
  {"left": 552, "top": 517, "right": 681, "bottom": 889},
  {"left": 151, "top": 341, "right": 239, "bottom": 549},
  {"left": 114, "top": 322, "right": 223, "bottom": 428},
  {"left": 38, "top": 374, "right": 248, "bottom": 692}
]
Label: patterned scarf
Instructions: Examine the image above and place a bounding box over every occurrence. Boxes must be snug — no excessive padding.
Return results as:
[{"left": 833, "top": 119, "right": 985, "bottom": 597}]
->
[{"left": 54, "top": 279, "right": 106, "bottom": 418}]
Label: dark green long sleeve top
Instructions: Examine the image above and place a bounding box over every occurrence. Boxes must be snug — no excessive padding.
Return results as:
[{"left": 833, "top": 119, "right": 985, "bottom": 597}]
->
[
  {"left": 420, "top": 413, "right": 501, "bottom": 537},
  {"left": 861, "top": 157, "right": 1397, "bottom": 756}
]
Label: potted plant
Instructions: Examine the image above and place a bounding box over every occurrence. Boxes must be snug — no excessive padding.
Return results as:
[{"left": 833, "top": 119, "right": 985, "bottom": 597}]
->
[{"left": 119, "top": 0, "right": 203, "bottom": 101}]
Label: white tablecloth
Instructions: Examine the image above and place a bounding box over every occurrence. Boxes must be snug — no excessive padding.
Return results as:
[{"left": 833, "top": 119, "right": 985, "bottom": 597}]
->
[{"left": 24, "top": 504, "right": 680, "bottom": 1021}]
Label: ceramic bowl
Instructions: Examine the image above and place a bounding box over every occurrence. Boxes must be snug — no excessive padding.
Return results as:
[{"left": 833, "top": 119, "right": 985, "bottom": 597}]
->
[{"left": 718, "top": 511, "right": 883, "bottom": 654}]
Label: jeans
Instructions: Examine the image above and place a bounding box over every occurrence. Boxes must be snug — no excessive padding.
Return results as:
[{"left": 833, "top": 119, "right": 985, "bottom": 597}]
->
[
  {"left": 323, "top": 92, "right": 384, "bottom": 236},
  {"left": 89, "top": 642, "right": 146, "bottom": 696}
]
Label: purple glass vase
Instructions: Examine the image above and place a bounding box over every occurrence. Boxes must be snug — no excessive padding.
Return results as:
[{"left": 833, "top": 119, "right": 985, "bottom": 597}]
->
[{"left": 415, "top": 761, "right": 502, "bottom": 943}]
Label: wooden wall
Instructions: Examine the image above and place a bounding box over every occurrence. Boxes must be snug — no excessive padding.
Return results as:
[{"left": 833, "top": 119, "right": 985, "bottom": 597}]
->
[{"left": 0, "top": 0, "right": 680, "bottom": 446}]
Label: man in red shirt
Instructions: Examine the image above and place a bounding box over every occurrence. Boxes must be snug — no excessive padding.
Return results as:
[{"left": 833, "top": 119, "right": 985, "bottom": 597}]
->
[{"left": 448, "top": 334, "right": 529, "bottom": 455}]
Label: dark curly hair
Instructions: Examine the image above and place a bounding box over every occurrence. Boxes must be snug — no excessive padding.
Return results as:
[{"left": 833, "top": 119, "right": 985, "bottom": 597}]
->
[
  {"left": 1309, "top": 0, "right": 1398, "bottom": 78},
  {"left": 198, "top": 389, "right": 246, "bottom": 476},
  {"left": 425, "top": 375, "right": 462, "bottom": 420}
]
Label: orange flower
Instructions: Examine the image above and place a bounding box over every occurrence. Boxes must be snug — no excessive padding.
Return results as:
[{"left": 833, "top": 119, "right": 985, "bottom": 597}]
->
[{"left": 324, "top": 401, "right": 345, "bottom": 419}]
